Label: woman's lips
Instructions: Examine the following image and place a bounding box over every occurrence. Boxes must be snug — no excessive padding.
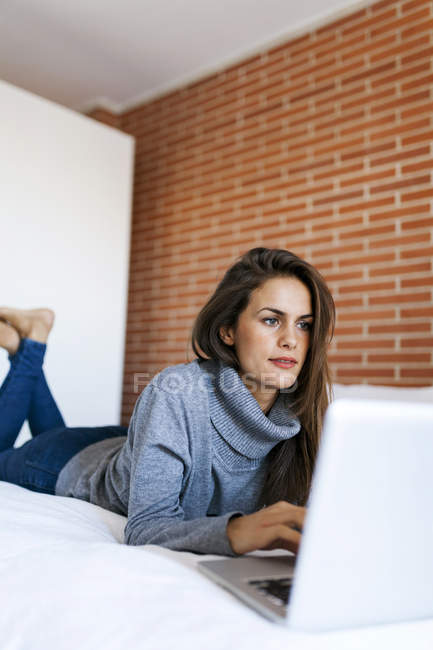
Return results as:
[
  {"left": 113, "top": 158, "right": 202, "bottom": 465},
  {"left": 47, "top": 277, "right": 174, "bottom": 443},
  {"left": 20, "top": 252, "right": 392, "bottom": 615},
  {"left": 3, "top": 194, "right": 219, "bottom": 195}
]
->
[{"left": 270, "top": 359, "right": 296, "bottom": 369}]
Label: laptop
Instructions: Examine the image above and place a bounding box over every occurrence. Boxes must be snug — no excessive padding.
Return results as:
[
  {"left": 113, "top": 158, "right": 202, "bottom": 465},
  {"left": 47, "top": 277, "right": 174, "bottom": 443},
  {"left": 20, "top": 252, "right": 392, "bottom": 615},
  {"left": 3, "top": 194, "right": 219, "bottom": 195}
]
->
[{"left": 199, "top": 398, "right": 433, "bottom": 631}]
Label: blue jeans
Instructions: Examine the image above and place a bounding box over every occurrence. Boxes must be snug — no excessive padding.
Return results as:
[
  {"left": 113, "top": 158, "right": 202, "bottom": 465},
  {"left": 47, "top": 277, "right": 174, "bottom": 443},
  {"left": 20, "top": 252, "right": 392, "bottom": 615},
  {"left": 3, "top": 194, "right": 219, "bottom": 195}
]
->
[{"left": 0, "top": 339, "right": 127, "bottom": 494}]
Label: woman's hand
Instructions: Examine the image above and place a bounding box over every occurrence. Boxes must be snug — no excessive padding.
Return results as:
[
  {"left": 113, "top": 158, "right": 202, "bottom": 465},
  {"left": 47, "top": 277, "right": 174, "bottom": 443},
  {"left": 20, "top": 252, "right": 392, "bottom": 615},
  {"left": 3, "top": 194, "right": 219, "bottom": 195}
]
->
[{"left": 226, "top": 501, "right": 306, "bottom": 555}]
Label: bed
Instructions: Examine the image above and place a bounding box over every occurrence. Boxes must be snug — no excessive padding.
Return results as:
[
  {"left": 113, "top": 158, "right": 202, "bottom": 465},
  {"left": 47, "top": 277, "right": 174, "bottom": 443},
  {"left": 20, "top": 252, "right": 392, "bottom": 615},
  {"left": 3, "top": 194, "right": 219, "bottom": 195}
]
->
[{"left": 2, "top": 383, "right": 433, "bottom": 650}]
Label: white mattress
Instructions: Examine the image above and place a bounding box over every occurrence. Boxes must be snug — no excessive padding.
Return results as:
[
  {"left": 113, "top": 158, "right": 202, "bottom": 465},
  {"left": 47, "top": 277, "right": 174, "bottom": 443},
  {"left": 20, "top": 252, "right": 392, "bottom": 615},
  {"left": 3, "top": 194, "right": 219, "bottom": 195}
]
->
[{"left": 1, "top": 481, "right": 432, "bottom": 650}]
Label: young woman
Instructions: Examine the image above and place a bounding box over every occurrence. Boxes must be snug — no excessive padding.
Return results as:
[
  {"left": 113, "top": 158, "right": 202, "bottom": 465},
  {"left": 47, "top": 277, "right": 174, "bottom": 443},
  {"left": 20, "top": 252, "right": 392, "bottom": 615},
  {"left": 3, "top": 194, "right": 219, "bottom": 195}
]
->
[{"left": 0, "top": 247, "right": 335, "bottom": 556}]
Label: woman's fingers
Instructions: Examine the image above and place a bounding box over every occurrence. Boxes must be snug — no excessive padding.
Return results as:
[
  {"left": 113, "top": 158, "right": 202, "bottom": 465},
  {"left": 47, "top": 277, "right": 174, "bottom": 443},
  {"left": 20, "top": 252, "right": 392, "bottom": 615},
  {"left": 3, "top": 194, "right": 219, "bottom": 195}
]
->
[
  {"left": 258, "top": 524, "right": 302, "bottom": 553},
  {"left": 260, "top": 502, "right": 306, "bottom": 531},
  {"left": 261, "top": 510, "right": 305, "bottom": 529},
  {"left": 226, "top": 501, "right": 307, "bottom": 554}
]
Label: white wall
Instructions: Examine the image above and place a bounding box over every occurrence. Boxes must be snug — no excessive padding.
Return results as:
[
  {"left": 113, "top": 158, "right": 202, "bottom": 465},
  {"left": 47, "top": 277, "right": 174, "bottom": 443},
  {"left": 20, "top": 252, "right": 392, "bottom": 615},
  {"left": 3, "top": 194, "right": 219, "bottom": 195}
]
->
[{"left": 0, "top": 80, "right": 134, "bottom": 444}]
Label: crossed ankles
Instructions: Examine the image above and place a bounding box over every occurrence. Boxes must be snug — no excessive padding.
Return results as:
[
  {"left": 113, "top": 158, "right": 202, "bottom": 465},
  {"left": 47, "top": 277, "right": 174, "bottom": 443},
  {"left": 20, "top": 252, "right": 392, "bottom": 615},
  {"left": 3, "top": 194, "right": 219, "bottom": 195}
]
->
[
  {"left": 0, "top": 321, "right": 20, "bottom": 356},
  {"left": 0, "top": 308, "right": 55, "bottom": 354}
]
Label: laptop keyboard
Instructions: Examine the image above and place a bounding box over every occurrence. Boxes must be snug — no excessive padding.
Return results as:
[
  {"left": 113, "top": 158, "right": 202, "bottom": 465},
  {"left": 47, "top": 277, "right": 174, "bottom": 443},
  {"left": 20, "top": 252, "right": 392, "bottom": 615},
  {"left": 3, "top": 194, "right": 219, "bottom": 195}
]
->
[{"left": 248, "top": 577, "right": 293, "bottom": 607}]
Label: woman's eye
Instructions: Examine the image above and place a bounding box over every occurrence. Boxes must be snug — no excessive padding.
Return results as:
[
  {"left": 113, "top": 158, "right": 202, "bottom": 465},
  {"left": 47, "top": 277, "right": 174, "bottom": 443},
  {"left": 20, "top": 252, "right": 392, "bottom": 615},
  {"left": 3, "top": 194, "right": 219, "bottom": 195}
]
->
[
  {"left": 262, "top": 317, "right": 312, "bottom": 330},
  {"left": 298, "top": 321, "right": 312, "bottom": 331}
]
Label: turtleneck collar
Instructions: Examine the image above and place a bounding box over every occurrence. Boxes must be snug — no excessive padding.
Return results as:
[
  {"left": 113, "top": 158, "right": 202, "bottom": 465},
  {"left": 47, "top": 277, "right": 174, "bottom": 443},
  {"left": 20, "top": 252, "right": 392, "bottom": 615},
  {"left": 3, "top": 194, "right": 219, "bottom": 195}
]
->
[{"left": 200, "top": 359, "right": 301, "bottom": 460}]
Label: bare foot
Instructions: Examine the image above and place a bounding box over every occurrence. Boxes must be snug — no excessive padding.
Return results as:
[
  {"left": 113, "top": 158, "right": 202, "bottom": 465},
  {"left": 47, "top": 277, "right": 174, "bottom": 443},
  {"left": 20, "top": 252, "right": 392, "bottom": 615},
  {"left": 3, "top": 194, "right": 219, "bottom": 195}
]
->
[
  {"left": 0, "top": 307, "right": 55, "bottom": 343},
  {"left": 0, "top": 320, "right": 20, "bottom": 355}
]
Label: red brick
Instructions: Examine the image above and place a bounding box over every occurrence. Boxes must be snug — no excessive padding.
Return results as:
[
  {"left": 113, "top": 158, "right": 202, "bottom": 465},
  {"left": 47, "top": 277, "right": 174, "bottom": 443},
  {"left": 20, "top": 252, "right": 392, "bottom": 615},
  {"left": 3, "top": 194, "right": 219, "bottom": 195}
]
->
[
  {"left": 370, "top": 118, "right": 430, "bottom": 142},
  {"left": 334, "top": 325, "right": 364, "bottom": 336},
  {"left": 340, "top": 168, "right": 395, "bottom": 188},
  {"left": 401, "top": 188, "right": 433, "bottom": 201},
  {"left": 342, "top": 8, "right": 396, "bottom": 37},
  {"left": 313, "top": 189, "right": 364, "bottom": 207},
  {"left": 368, "top": 352, "right": 431, "bottom": 362},
  {"left": 402, "top": 72, "right": 433, "bottom": 92},
  {"left": 402, "top": 0, "right": 432, "bottom": 14},
  {"left": 402, "top": 45, "right": 433, "bottom": 66},
  {"left": 402, "top": 129, "right": 433, "bottom": 147},
  {"left": 317, "top": 8, "right": 368, "bottom": 35},
  {"left": 337, "top": 368, "right": 395, "bottom": 378},
  {"left": 369, "top": 322, "right": 431, "bottom": 333},
  {"left": 334, "top": 296, "right": 364, "bottom": 308},
  {"left": 341, "top": 141, "right": 396, "bottom": 162},
  {"left": 370, "top": 262, "right": 431, "bottom": 276},
  {"left": 341, "top": 86, "right": 396, "bottom": 113},
  {"left": 369, "top": 204, "right": 430, "bottom": 222},
  {"left": 401, "top": 306, "right": 433, "bottom": 318},
  {"left": 370, "top": 7, "right": 431, "bottom": 38},
  {"left": 314, "top": 162, "right": 363, "bottom": 182},
  {"left": 370, "top": 232, "right": 430, "bottom": 248},
  {"left": 369, "top": 291, "right": 431, "bottom": 305},
  {"left": 337, "top": 309, "right": 396, "bottom": 321},
  {"left": 371, "top": 175, "right": 430, "bottom": 194},
  {"left": 401, "top": 336, "right": 433, "bottom": 347},
  {"left": 372, "top": 90, "right": 430, "bottom": 116},
  {"left": 370, "top": 34, "right": 430, "bottom": 63},
  {"left": 328, "top": 354, "right": 363, "bottom": 363},
  {"left": 400, "top": 246, "right": 433, "bottom": 259},
  {"left": 402, "top": 157, "right": 433, "bottom": 173},
  {"left": 339, "top": 280, "right": 395, "bottom": 293},
  {"left": 400, "top": 368, "right": 433, "bottom": 378},
  {"left": 402, "top": 17, "right": 433, "bottom": 38},
  {"left": 342, "top": 61, "right": 396, "bottom": 86},
  {"left": 317, "top": 84, "right": 366, "bottom": 109},
  {"left": 344, "top": 114, "right": 398, "bottom": 140},
  {"left": 337, "top": 338, "right": 395, "bottom": 348},
  {"left": 340, "top": 196, "right": 395, "bottom": 214}
]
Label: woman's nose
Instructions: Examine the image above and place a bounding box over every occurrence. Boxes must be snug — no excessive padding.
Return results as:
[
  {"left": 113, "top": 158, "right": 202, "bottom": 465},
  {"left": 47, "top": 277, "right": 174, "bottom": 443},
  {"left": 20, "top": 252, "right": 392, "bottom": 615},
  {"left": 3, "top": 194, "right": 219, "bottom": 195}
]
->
[{"left": 278, "top": 325, "right": 297, "bottom": 349}]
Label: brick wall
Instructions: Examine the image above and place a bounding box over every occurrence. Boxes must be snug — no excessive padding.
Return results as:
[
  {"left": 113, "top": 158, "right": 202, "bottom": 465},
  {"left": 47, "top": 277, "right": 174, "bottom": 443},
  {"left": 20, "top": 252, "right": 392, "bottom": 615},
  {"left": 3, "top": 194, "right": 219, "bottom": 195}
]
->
[{"left": 89, "top": 0, "right": 433, "bottom": 424}]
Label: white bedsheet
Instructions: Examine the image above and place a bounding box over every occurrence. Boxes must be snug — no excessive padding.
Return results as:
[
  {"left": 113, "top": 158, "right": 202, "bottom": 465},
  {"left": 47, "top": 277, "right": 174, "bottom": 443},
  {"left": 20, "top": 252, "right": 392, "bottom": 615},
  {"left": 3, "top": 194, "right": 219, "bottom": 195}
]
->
[{"left": 1, "top": 481, "right": 432, "bottom": 650}]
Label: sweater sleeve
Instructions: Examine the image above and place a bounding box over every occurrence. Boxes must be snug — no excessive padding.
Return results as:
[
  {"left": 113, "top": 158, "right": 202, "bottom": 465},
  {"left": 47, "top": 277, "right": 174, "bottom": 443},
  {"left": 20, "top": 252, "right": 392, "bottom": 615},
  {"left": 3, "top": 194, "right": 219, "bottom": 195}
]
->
[{"left": 124, "top": 385, "right": 242, "bottom": 556}]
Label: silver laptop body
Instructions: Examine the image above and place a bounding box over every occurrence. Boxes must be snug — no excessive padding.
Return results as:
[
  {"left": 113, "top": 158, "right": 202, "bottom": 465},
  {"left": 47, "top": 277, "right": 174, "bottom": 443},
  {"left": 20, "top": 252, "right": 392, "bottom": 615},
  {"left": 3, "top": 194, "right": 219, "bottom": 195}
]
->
[{"left": 199, "top": 398, "right": 433, "bottom": 631}]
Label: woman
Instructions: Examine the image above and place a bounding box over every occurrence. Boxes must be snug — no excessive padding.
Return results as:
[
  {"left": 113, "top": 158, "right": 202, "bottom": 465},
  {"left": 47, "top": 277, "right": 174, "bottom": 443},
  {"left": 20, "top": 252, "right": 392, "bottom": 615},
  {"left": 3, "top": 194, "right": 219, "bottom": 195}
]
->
[{"left": 0, "top": 248, "right": 335, "bottom": 556}]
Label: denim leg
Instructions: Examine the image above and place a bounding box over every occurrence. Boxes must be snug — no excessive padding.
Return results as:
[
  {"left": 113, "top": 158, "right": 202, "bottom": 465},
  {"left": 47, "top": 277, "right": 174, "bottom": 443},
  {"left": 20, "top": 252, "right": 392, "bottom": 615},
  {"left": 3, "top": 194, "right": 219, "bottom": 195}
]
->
[
  {"left": 0, "top": 424, "right": 127, "bottom": 494},
  {"left": 27, "top": 370, "right": 65, "bottom": 437},
  {"left": 0, "top": 338, "right": 56, "bottom": 452}
]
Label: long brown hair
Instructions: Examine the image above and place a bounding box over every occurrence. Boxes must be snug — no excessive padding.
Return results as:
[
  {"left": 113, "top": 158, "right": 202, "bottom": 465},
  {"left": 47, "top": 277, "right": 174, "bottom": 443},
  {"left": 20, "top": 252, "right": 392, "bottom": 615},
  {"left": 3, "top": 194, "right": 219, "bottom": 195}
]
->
[{"left": 191, "top": 247, "right": 335, "bottom": 506}]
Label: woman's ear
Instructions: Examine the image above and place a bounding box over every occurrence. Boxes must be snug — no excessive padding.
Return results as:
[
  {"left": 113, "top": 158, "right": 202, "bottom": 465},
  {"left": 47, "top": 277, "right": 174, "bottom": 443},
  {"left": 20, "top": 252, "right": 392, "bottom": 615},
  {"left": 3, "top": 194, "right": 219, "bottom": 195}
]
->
[{"left": 219, "top": 325, "right": 235, "bottom": 346}]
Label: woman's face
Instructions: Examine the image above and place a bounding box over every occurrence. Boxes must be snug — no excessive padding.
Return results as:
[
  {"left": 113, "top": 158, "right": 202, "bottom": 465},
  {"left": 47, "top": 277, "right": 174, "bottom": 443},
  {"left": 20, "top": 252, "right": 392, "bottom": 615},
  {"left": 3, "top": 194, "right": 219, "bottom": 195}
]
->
[{"left": 220, "top": 276, "right": 313, "bottom": 412}]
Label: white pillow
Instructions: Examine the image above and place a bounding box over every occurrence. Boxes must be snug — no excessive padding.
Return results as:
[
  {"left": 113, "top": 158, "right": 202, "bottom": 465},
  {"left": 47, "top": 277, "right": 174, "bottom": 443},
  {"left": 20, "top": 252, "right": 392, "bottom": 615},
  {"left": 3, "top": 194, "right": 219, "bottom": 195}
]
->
[{"left": 331, "top": 383, "right": 433, "bottom": 403}]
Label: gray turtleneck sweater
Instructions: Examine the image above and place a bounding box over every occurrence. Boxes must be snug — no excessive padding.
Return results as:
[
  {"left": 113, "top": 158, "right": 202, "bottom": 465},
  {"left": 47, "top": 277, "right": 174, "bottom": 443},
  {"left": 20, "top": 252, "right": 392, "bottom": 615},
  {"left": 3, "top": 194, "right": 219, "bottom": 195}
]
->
[{"left": 55, "top": 359, "right": 301, "bottom": 556}]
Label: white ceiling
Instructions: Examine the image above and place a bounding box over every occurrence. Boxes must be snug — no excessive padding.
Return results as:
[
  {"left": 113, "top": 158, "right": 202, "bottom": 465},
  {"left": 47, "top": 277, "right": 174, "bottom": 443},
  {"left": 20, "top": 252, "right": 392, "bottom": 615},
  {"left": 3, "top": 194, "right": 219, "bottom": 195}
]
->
[{"left": 0, "top": 0, "right": 364, "bottom": 114}]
